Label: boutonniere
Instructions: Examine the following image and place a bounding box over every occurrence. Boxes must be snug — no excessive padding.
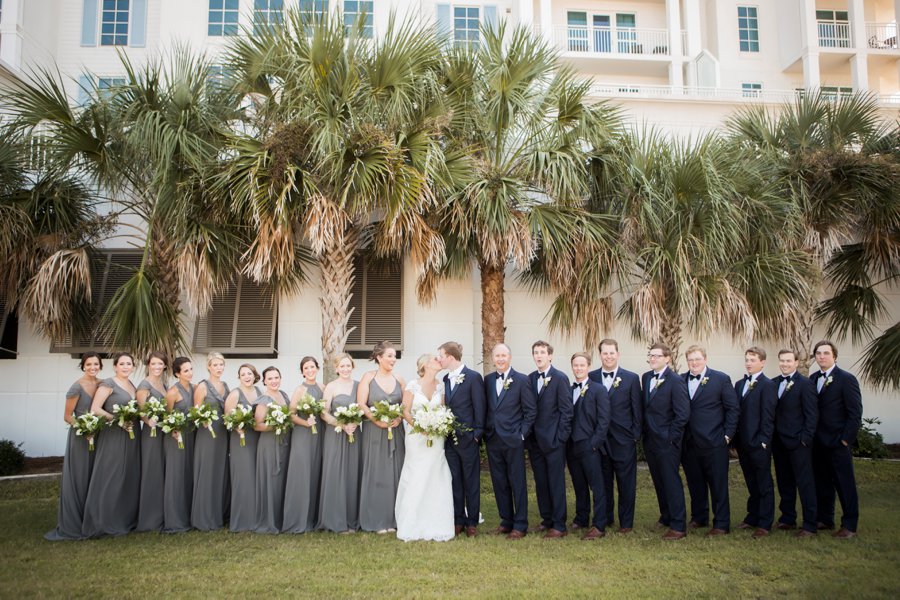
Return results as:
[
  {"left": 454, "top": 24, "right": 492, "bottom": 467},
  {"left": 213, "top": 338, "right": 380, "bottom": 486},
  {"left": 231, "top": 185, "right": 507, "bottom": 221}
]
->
[
  {"left": 700, "top": 377, "right": 709, "bottom": 386},
  {"left": 824, "top": 375, "right": 833, "bottom": 388},
  {"left": 785, "top": 380, "right": 794, "bottom": 392},
  {"left": 579, "top": 384, "right": 588, "bottom": 398},
  {"left": 612, "top": 377, "right": 622, "bottom": 389},
  {"left": 748, "top": 380, "right": 757, "bottom": 391},
  {"left": 543, "top": 376, "right": 552, "bottom": 385},
  {"left": 654, "top": 377, "right": 665, "bottom": 388},
  {"left": 503, "top": 377, "right": 512, "bottom": 391},
  {"left": 454, "top": 373, "right": 465, "bottom": 385}
]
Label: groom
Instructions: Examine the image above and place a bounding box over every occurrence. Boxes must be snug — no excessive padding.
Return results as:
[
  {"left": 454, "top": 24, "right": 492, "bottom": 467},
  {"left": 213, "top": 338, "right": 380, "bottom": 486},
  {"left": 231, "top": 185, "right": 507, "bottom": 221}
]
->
[{"left": 438, "top": 341, "right": 486, "bottom": 538}]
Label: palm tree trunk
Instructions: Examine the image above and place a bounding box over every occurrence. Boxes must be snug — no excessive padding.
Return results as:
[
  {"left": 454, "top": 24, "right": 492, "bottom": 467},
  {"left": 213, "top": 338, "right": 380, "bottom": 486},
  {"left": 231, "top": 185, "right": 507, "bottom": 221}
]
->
[
  {"left": 660, "top": 317, "right": 684, "bottom": 372},
  {"left": 479, "top": 259, "right": 505, "bottom": 375},
  {"left": 148, "top": 220, "right": 182, "bottom": 360},
  {"left": 319, "top": 226, "right": 360, "bottom": 383}
]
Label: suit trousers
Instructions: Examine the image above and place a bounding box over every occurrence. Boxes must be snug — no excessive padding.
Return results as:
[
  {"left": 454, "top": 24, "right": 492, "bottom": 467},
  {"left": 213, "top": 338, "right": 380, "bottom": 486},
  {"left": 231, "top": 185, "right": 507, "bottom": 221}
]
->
[
  {"left": 813, "top": 441, "right": 859, "bottom": 532},
  {"left": 737, "top": 444, "right": 774, "bottom": 529},
  {"left": 577, "top": 449, "right": 607, "bottom": 530},
  {"left": 445, "top": 436, "right": 481, "bottom": 527},
  {"left": 486, "top": 436, "right": 528, "bottom": 532},
  {"left": 681, "top": 442, "right": 731, "bottom": 530},
  {"left": 773, "top": 436, "right": 818, "bottom": 532},
  {"left": 527, "top": 439, "right": 568, "bottom": 531},
  {"left": 566, "top": 440, "right": 590, "bottom": 527},
  {"left": 601, "top": 440, "right": 637, "bottom": 529},
  {"left": 644, "top": 437, "right": 686, "bottom": 532}
]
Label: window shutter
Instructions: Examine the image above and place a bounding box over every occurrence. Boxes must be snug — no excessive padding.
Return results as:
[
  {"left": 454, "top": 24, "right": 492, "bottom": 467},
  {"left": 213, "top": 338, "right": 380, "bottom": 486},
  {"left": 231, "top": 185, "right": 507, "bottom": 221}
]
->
[
  {"left": 483, "top": 5, "right": 498, "bottom": 28},
  {"left": 81, "top": 0, "right": 99, "bottom": 46},
  {"left": 345, "top": 254, "right": 402, "bottom": 351},
  {"left": 77, "top": 74, "right": 93, "bottom": 106},
  {"left": 131, "top": 0, "right": 148, "bottom": 47},
  {"left": 435, "top": 4, "right": 450, "bottom": 43},
  {"left": 193, "top": 276, "right": 278, "bottom": 356}
]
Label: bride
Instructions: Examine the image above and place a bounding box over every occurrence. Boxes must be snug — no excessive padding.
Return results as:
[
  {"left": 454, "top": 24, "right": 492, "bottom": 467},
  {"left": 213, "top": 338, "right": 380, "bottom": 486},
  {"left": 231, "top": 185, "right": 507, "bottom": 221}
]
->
[{"left": 394, "top": 353, "right": 455, "bottom": 542}]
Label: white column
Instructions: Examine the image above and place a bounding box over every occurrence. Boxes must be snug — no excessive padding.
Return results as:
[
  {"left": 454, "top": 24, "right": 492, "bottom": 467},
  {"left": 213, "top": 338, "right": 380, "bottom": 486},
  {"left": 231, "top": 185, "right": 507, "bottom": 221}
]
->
[
  {"left": 799, "top": 0, "right": 820, "bottom": 91},
  {"left": 803, "top": 53, "right": 821, "bottom": 89},
  {"left": 848, "top": 0, "right": 867, "bottom": 50},
  {"left": 851, "top": 55, "right": 870, "bottom": 91},
  {"left": 517, "top": 0, "right": 534, "bottom": 30},
  {"left": 539, "top": 0, "right": 552, "bottom": 44},
  {"left": 0, "top": 0, "right": 24, "bottom": 70},
  {"left": 666, "top": 0, "right": 684, "bottom": 90},
  {"left": 682, "top": 0, "right": 701, "bottom": 57}
]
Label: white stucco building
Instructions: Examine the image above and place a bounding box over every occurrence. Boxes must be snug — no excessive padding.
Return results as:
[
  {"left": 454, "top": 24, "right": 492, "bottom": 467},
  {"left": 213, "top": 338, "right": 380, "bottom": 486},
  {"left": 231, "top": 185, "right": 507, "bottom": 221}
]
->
[{"left": 0, "top": 0, "right": 898, "bottom": 455}]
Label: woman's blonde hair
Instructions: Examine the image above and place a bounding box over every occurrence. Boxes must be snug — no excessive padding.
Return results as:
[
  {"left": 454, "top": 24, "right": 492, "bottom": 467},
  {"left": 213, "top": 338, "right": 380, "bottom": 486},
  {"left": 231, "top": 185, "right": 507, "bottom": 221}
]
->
[
  {"left": 416, "top": 353, "right": 434, "bottom": 377},
  {"left": 207, "top": 352, "right": 225, "bottom": 366},
  {"left": 333, "top": 352, "right": 355, "bottom": 369}
]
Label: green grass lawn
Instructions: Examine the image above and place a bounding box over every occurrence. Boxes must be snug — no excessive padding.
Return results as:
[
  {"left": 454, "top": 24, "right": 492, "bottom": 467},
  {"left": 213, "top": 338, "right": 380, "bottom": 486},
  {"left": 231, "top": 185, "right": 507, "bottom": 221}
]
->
[{"left": 1, "top": 460, "right": 898, "bottom": 598}]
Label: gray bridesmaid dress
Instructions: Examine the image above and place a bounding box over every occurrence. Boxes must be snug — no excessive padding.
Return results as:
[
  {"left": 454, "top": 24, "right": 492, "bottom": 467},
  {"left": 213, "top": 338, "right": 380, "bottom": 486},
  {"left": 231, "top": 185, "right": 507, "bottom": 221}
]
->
[
  {"left": 317, "top": 382, "right": 362, "bottom": 532},
  {"left": 229, "top": 387, "right": 261, "bottom": 532},
  {"left": 136, "top": 379, "right": 167, "bottom": 532},
  {"left": 82, "top": 378, "right": 141, "bottom": 538},
  {"left": 45, "top": 382, "right": 96, "bottom": 541},
  {"left": 191, "top": 379, "right": 230, "bottom": 530},
  {"left": 282, "top": 384, "right": 325, "bottom": 533},
  {"left": 359, "top": 378, "right": 406, "bottom": 531},
  {"left": 254, "top": 390, "right": 292, "bottom": 534},
  {"left": 163, "top": 382, "right": 194, "bottom": 533}
]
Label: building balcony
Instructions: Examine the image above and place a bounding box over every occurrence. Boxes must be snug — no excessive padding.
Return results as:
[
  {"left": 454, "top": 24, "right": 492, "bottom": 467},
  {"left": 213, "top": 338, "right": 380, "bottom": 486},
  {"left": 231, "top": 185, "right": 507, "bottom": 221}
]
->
[
  {"left": 817, "top": 19, "right": 853, "bottom": 49},
  {"left": 553, "top": 25, "right": 684, "bottom": 58},
  {"left": 866, "top": 23, "right": 898, "bottom": 50}
]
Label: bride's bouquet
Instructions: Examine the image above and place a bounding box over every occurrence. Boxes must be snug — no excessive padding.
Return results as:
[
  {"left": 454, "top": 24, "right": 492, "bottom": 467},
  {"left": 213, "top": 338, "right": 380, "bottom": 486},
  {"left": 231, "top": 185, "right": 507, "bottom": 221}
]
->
[
  {"left": 412, "top": 405, "right": 463, "bottom": 447},
  {"left": 188, "top": 402, "right": 220, "bottom": 439},
  {"left": 160, "top": 410, "right": 189, "bottom": 449},
  {"left": 139, "top": 397, "right": 167, "bottom": 438},
  {"left": 223, "top": 404, "right": 256, "bottom": 447},
  {"left": 71, "top": 413, "right": 103, "bottom": 451},
  {"left": 295, "top": 394, "right": 326, "bottom": 434},
  {"left": 264, "top": 403, "right": 293, "bottom": 440},
  {"left": 370, "top": 400, "right": 403, "bottom": 440},
  {"left": 333, "top": 404, "right": 364, "bottom": 444},
  {"left": 110, "top": 400, "right": 140, "bottom": 440}
]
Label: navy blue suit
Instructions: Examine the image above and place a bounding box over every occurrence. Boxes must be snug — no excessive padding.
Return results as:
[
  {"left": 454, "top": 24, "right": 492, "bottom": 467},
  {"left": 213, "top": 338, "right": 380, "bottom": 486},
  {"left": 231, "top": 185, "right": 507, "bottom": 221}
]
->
[
  {"left": 484, "top": 369, "right": 537, "bottom": 533},
  {"left": 734, "top": 373, "right": 776, "bottom": 530},
  {"left": 443, "top": 366, "right": 486, "bottom": 528},
  {"left": 773, "top": 372, "right": 819, "bottom": 532},
  {"left": 569, "top": 380, "right": 611, "bottom": 530},
  {"left": 811, "top": 366, "right": 862, "bottom": 532},
  {"left": 527, "top": 365, "right": 573, "bottom": 532},
  {"left": 588, "top": 367, "right": 642, "bottom": 529},
  {"left": 642, "top": 367, "right": 690, "bottom": 532},
  {"left": 681, "top": 368, "right": 739, "bottom": 530}
]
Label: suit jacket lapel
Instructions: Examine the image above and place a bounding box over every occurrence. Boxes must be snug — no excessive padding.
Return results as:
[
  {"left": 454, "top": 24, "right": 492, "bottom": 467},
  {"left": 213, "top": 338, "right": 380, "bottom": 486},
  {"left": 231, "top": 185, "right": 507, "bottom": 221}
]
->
[{"left": 497, "top": 371, "right": 512, "bottom": 407}]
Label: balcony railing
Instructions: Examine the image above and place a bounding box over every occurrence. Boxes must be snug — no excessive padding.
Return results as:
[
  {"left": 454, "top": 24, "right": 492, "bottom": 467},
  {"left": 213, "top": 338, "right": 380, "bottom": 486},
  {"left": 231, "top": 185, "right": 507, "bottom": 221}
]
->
[
  {"left": 554, "top": 25, "right": 676, "bottom": 56},
  {"left": 865, "top": 23, "right": 898, "bottom": 49},
  {"left": 817, "top": 19, "right": 852, "bottom": 48},
  {"left": 585, "top": 84, "right": 900, "bottom": 106}
]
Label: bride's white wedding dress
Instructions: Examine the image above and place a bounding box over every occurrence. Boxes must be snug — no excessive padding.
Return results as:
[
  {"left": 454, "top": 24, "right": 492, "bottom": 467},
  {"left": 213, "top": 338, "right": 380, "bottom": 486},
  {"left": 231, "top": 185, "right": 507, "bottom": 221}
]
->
[{"left": 394, "top": 380, "right": 455, "bottom": 542}]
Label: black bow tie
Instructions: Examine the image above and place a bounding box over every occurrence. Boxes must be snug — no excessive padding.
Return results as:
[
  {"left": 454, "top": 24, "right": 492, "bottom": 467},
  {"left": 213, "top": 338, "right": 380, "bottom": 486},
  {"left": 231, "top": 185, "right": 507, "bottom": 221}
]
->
[
  {"left": 498, "top": 372, "right": 505, "bottom": 380},
  {"left": 540, "top": 373, "right": 548, "bottom": 379},
  {"left": 573, "top": 382, "right": 582, "bottom": 389},
  {"left": 688, "top": 374, "right": 702, "bottom": 381},
  {"left": 603, "top": 372, "right": 614, "bottom": 379}
]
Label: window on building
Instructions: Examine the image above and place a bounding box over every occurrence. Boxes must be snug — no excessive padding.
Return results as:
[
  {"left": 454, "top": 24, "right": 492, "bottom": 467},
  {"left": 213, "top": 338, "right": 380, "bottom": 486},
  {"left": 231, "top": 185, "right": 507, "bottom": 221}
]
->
[
  {"left": 738, "top": 6, "right": 759, "bottom": 52},
  {"left": 821, "top": 85, "right": 853, "bottom": 100},
  {"left": 741, "top": 82, "right": 762, "bottom": 97},
  {"left": 254, "top": 0, "right": 284, "bottom": 34},
  {"left": 209, "top": 0, "right": 240, "bottom": 36},
  {"left": 50, "top": 250, "right": 142, "bottom": 354},
  {"left": 344, "top": 1, "right": 373, "bottom": 38},
  {"left": 345, "top": 254, "right": 402, "bottom": 355},
  {"left": 453, "top": 6, "right": 480, "bottom": 48},
  {"left": 193, "top": 275, "right": 278, "bottom": 356},
  {"left": 98, "top": 77, "right": 127, "bottom": 94},
  {"left": 816, "top": 10, "right": 851, "bottom": 48},
  {"left": 101, "top": 0, "right": 130, "bottom": 46}
]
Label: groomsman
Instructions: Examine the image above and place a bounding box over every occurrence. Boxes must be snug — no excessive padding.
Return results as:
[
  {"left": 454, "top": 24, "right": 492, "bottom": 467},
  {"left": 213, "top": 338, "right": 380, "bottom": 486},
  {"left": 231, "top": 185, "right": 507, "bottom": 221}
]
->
[
  {"left": 527, "top": 341, "right": 574, "bottom": 538},
  {"left": 569, "top": 352, "right": 611, "bottom": 540},
  {"left": 438, "top": 341, "right": 486, "bottom": 538},
  {"left": 642, "top": 343, "right": 690, "bottom": 540},
  {"left": 734, "top": 347, "right": 777, "bottom": 538},
  {"left": 772, "top": 348, "right": 819, "bottom": 537},
  {"left": 810, "top": 341, "right": 862, "bottom": 538},
  {"left": 588, "top": 339, "right": 642, "bottom": 533},
  {"left": 681, "top": 345, "right": 739, "bottom": 535},
  {"left": 484, "top": 343, "right": 537, "bottom": 539}
]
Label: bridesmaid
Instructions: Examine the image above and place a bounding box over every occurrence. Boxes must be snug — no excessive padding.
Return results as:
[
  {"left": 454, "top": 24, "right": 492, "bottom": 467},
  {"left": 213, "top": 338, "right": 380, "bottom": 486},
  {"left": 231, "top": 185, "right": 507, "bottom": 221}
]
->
[
  {"left": 163, "top": 357, "right": 195, "bottom": 533},
  {"left": 45, "top": 353, "right": 102, "bottom": 541},
  {"left": 282, "top": 356, "right": 325, "bottom": 533},
  {"left": 82, "top": 352, "right": 141, "bottom": 538},
  {"left": 253, "top": 366, "right": 291, "bottom": 534},
  {"left": 136, "top": 352, "right": 168, "bottom": 532},
  {"left": 358, "top": 341, "right": 406, "bottom": 533},
  {"left": 224, "top": 363, "right": 261, "bottom": 532},
  {"left": 317, "top": 353, "right": 361, "bottom": 533},
  {"left": 191, "top": 352, "right": 230, "bottom": 530}
]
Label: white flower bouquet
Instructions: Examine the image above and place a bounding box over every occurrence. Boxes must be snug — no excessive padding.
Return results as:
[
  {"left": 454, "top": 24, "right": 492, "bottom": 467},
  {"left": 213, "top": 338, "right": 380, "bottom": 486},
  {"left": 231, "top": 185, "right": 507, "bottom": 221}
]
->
[
  {"left": 264, "top": 402, "right": 293, "bottom": 439},
  {"left": 139, "top": 397, "right": 167, "bottom": 438},
  {"left": 111, "top": 399, "right": 140, "bottom": 440},
  {"left": 370, "top": 400, "right": 403, "bottom": 440},
  {"left": 188, "top": 401, "right": 220, "bottom": 439},
  {"left": 160, "top": 410, "right": 189, "bottom": 449},
  {"left": 334, "top": 404, "right": 364, "bottom": 444},
  {"left": 71, "top": 413, "right": 103, "bottom": 451},
  {"left": 412, "top": 405, "right": 463, "bottom": 447},
  {"left": 223, "top": 404, "right": 256, "bottom": 447},
  {"left": 295, "top": 394, "right": 326, "bottom": 434}
]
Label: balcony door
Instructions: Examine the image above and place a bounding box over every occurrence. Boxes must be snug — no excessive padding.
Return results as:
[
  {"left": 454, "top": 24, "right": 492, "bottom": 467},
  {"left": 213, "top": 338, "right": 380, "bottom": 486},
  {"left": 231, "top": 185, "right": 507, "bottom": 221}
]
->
[{"left": 567, "top": 12, "right": 635, "bottom": 54}]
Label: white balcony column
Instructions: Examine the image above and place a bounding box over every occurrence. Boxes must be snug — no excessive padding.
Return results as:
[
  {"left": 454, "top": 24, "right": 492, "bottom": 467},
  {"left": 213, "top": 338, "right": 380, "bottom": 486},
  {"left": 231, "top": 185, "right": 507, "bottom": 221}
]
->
[
  {"left": 682, "top": 0, "right": 701, "bottom": 57},
  {"left": 516, "top": 0, "right": 534, "bottom": 29},
  {"left": 666, "top": 0, "right": 684, "bottom": 90},
  {"left": 799, "top": 0, "right": 818, "bottom": 50},
  {"left": 848, "top": 0, "right": 867, "bottom": 49},
  {"left": 803, "top": 53, "right": 821, "bottom": 89},
  {"left": 538, "top": 0, "right": 552, "bottom": 43},
  {"left": 0, "top": 0, "right": 24, "bottom": 70},
  {"left": 851, "top": 55, "right": 870, "bottom": 91}
]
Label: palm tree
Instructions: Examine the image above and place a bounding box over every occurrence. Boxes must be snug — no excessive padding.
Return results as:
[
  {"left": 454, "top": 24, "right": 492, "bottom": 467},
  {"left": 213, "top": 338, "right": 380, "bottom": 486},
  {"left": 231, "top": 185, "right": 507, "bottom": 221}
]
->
[
  {"left": 219, "top": 10, "right": 447, "bottom": 380},
  {"left": 422, "top": 24, "right": 622, "bottom": 371},
  {"left": 726, "top": 91, "right": 899, "bottom": 381}
]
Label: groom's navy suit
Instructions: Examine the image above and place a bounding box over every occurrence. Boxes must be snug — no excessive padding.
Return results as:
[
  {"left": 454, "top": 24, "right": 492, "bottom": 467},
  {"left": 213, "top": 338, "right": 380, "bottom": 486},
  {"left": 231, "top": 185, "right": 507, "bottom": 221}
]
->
[
  {"left": 734, "top": 373, "right": 777, "bottom": 530},
  {"left": 773, "top": 372, "right": 819, "bottom": 532},
  {"left": 484, "top": 368, "right": 537, "bottom": 533},
  {"left": 811, "top": 365, "right": 862, "bottom": 532},
  {"left": 527, "top": 365, "right": 573, "bottom": 532},
  {"left": 443, "top": 365, "right": 486, "bottom": 528},
  {"left": 569, "top": 380, "right": 611, "bottom": 530},
  {"left": 642, "top": 366, "right": 690, "bottom": 532},
  {"left": 588, "top": 366, "right": 642, "bottom": 529}
]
